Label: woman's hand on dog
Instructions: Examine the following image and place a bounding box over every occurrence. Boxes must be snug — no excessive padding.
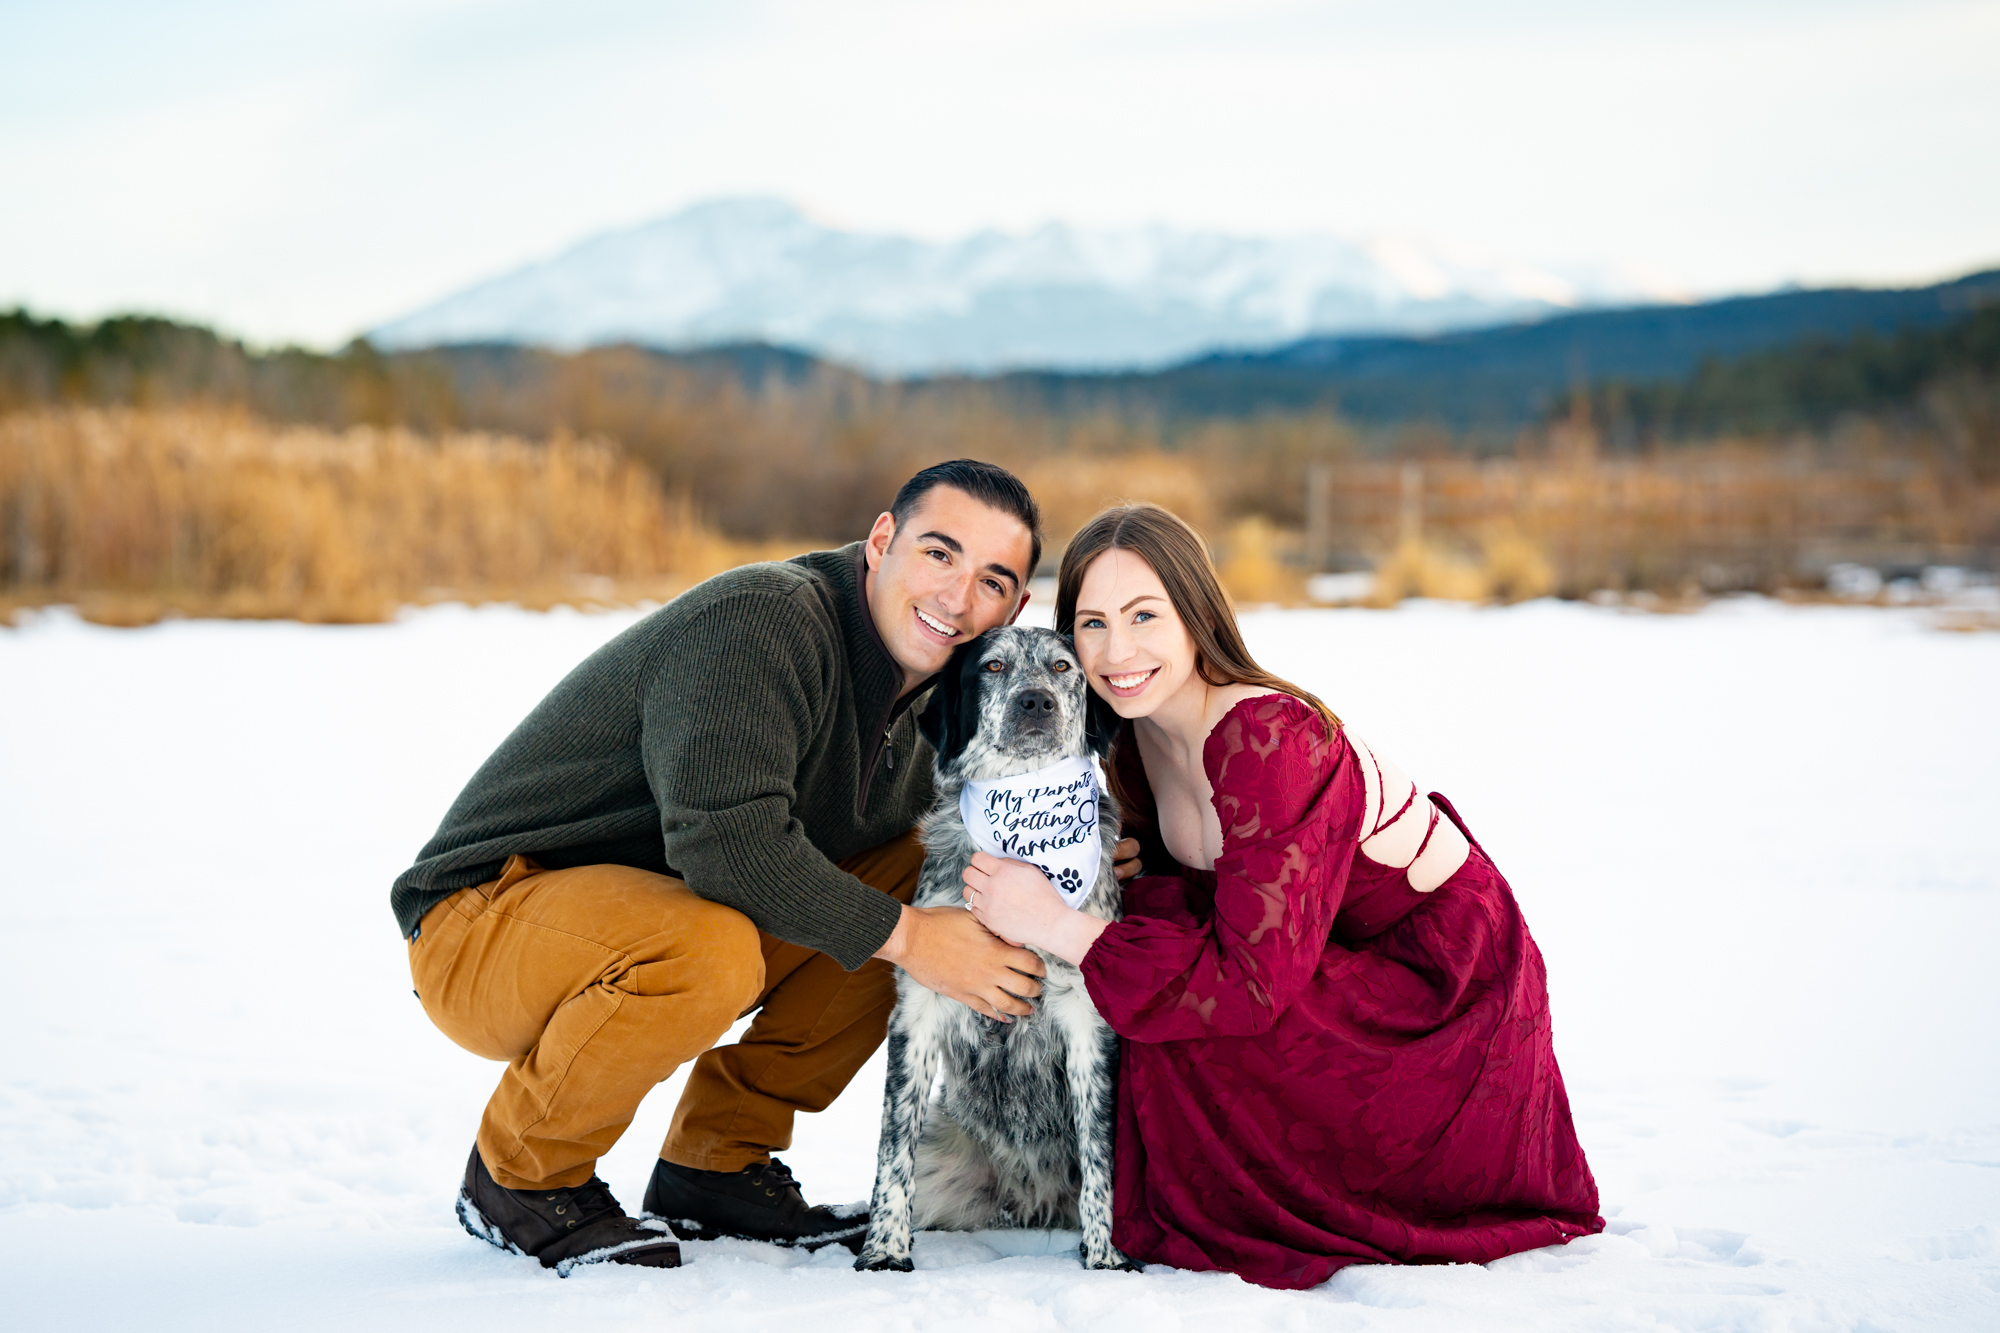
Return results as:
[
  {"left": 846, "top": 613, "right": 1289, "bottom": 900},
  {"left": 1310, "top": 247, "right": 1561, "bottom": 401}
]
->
[
  {"left": 876, "top": 904, "right": 1045, "bottom": 1022},
  {"left": 963, "top": 852, "right": 1113, "bottom": 968}
]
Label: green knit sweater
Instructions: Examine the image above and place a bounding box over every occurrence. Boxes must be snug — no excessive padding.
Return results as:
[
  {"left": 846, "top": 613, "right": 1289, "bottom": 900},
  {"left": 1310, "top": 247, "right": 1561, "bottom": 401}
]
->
[{"left": 389, "top": 544, "right": 934, "bottom": 970}]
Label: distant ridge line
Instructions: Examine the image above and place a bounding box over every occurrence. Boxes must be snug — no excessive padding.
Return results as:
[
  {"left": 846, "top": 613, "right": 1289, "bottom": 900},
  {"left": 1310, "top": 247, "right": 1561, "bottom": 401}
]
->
[{"left": 948, "top": 265, "right": 2000, "bottom": 426}]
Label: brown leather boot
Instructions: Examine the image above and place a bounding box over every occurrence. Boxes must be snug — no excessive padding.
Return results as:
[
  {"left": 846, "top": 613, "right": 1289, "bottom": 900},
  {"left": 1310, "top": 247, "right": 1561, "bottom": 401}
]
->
[{"left": 455, "top": 1147, "right": 681, "bottom": 1276}]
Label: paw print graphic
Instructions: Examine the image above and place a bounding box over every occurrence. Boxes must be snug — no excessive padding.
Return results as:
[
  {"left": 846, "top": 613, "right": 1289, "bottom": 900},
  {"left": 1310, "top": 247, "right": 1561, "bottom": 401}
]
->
[{"left": 1055, "top": 867, "right": 1084, "bottom": 897}]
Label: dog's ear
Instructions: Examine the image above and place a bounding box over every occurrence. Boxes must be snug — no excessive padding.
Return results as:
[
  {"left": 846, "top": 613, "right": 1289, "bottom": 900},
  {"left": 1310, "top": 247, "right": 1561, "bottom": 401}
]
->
[
  {"left": 1083, "top": 685, "right": 1123, "bottom": 760},
  {"left": 916, "top": 659, "right": 959, "bottom": 757},
  {"left": 918, "top": 638, "right": 983, "bottom": 768},
  {"left": 1063, "top": 632, "right": 1125, "bottom": 760}
]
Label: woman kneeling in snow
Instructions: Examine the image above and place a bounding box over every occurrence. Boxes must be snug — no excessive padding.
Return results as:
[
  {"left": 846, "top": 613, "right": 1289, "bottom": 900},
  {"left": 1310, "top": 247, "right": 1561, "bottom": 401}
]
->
[{"left": 960, "top": 502, "right": 1604, "bottom": 1291}]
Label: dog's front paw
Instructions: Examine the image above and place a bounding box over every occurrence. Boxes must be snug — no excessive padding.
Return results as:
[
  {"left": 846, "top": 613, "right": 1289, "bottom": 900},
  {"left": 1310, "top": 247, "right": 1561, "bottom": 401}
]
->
[
  {"left": 855, "top": 1229, "right": 915, "bottom": 1273},
  {"left": 1081, "top": 1242, "right": 1139, "bottom": 1272},
  {"left": 854, "top": 1250, "right": 914, "bottom": 1273}
]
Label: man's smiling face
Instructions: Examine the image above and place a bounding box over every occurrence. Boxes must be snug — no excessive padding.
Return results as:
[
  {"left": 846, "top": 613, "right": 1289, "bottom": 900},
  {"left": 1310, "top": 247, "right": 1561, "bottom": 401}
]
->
[{"left": 863, "top": 485, "right": 1035, "bottom": 692}]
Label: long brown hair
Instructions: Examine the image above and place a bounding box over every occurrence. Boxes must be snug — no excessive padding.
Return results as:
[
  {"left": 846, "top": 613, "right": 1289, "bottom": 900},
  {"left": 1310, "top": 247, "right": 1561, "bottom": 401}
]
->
[{"left": 1055, "top": 503, "right": 1341, "bottom": 734}]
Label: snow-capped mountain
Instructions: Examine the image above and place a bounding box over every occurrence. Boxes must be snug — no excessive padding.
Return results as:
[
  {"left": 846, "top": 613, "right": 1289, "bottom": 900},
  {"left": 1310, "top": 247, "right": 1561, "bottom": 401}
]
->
[{"left": 371, "top": 198, "right": 1683, "bottom": 376}]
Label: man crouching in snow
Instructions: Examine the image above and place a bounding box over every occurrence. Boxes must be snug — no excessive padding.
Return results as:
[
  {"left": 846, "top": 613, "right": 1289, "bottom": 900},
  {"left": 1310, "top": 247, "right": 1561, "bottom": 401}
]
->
[{"left": 392, "top": 459, "right": 1131, "bottom": 1274}]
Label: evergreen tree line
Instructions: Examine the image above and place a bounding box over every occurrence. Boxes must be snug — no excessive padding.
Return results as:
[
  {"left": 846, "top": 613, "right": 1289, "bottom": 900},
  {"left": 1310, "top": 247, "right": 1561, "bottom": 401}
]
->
[
  {"left": 1559, "top": 305, "right": 2000, "bottom": 476},
  {"left": 0, "top": 310, "right": 459, "bottom": 427}
]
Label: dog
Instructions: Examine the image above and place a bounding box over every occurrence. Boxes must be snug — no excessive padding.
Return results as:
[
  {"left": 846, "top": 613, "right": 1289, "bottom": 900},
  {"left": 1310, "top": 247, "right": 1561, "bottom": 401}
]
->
[{"left": 854, "top": 625, "right": 1135, "bottom": 1273}]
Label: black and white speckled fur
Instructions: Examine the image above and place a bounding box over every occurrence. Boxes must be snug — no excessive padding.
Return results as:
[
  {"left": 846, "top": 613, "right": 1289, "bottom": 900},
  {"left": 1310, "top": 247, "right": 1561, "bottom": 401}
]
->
[{"left": 855, "top": 625, "right": 1135, "bottom": 1273}]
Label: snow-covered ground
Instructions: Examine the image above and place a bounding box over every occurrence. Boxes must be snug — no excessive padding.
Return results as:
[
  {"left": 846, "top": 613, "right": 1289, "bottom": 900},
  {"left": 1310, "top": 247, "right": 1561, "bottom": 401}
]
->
[{"left": 2, "top": 597, "right": 1996, "bottom": 1330}]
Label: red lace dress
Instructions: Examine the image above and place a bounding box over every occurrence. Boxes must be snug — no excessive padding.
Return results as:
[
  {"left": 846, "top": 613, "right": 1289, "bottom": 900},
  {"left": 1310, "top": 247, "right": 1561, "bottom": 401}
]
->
[{"left": 1080, "top": 695, "right": 1602, "bottom": 1290}]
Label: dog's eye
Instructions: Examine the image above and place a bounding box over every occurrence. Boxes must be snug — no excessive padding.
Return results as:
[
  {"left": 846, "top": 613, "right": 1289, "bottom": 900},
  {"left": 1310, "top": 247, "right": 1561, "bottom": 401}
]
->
[
  {"left": 984, "top": 659, "right": 1007, "bottom": 673},
  {"left": 1051, "top": 660, "right": 1071, "bottom": 673}
]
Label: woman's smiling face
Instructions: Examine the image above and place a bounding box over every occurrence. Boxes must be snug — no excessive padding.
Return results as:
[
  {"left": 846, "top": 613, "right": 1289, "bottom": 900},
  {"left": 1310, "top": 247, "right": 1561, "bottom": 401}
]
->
[{"left": 1070, "top": 547, "right": 1200, "bottom": 720}]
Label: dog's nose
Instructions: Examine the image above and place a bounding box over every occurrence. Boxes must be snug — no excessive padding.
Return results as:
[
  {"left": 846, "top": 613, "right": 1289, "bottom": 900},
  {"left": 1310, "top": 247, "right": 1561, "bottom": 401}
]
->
[{"left": 1016, "top": 689, "right": 1056, "bottom": 717}]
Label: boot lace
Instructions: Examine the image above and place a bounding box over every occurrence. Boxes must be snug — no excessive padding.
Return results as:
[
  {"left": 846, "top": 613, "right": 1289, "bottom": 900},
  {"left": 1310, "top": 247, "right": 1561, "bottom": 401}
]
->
[
  {"left": 544, "top": 1175, "right": 622, "bottom": 1231},
  {"left": 749, "top": 1157, "right": 803, "bottom": 1201}
]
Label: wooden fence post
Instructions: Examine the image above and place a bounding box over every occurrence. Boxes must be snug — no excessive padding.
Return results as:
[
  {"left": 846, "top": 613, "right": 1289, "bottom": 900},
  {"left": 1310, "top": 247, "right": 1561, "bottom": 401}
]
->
[{"left": 1305, "top": 462, "right": 1333, "bottom": 569}]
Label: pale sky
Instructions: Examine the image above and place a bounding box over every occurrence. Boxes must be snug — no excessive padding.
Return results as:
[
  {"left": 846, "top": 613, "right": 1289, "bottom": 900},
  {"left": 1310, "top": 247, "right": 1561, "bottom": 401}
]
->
[{"left": 3, "top": 0, "right": 1996, "bottom": 348}]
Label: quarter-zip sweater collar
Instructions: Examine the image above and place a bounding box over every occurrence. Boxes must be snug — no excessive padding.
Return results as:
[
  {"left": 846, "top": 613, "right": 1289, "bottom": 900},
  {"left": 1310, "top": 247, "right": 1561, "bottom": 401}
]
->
[{"left": 847, "top": 543, "right": 937, "bottom": 815}]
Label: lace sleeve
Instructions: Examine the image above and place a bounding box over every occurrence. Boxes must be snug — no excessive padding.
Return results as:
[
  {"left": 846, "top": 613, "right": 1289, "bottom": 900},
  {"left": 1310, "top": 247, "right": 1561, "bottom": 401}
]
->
[{"left": 1081, "top": 695, "right": 1358, "bottom": 1040}]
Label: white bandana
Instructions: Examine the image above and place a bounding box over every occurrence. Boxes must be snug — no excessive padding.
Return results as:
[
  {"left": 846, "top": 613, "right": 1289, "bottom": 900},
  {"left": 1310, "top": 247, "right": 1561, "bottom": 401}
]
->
[{"left": 959, "top": 755, "right": 1103, "bottom": 909}]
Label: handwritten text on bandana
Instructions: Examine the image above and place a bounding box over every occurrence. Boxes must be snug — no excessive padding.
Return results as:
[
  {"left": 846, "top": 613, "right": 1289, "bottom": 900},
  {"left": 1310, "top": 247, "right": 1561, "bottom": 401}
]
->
[
  {"left": 959, "top": 755, "right": 1103, "bottom": 909},
  {"left": 956, "top": 752, "right": 1104, "bottom": 908}
]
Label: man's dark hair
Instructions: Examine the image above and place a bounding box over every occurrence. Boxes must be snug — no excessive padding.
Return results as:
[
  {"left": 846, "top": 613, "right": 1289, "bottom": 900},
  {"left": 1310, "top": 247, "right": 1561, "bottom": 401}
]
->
[{"left": 889, "top": 459, "right": 1043, "bottom": 578}]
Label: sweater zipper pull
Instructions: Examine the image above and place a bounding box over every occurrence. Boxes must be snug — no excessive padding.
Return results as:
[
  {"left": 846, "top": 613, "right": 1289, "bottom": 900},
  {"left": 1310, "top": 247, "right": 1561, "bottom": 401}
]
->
[{"left": 883, "top": 729, "right": 895, "bottom": 772}]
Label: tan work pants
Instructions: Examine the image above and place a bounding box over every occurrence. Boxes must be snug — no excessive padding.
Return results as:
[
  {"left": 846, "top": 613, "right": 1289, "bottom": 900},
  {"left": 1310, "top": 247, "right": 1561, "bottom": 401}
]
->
[{"left": 408, "top": 832, "right": 923, "bottom": 1190}]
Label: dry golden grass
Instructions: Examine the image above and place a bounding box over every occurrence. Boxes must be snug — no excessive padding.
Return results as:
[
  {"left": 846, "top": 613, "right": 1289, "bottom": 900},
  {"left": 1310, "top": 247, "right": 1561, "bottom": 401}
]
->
[
  {"left": 1215, "top": 516, "right": 1307, "bottom": 606},
  {"left": 1363, "top": 539, "right": 1491, "bottom": 606},
  {"left": 0, "top": 407, "right": 794, "bottom": 626},
  {"left": 1320, "top": 447, "right": 1995, "bottom": 603},
  {"left": 1358, "top": 526, "right": 1557, "bottom": 606},
  {"left": 5, "top": 405, "right": 1988, "bottom": 626},
  {"left": 1477, "top": 523, "right": 1559, "bottom": 603},
  {"left": 1017, "top": 449, "right": 1218, "bottom": 547}
]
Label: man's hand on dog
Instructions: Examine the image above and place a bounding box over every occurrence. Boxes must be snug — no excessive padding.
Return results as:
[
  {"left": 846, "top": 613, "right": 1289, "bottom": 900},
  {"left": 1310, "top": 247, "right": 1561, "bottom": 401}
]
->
[
  {"left": 876, "top": 905, "right": 1045, "bottom": 1022},
  {"left": 1112, "top": 837, "right": 1142, "bottom": 881}
]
